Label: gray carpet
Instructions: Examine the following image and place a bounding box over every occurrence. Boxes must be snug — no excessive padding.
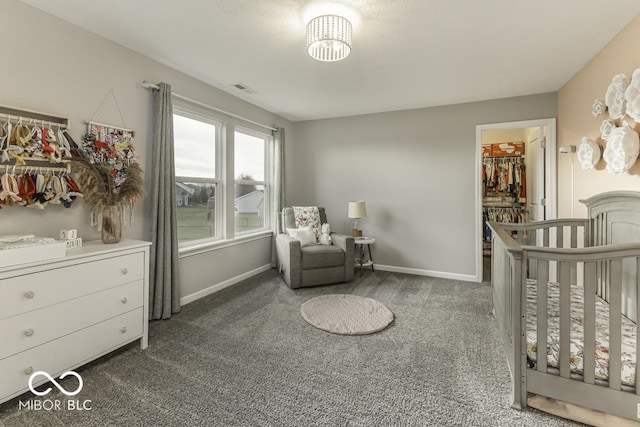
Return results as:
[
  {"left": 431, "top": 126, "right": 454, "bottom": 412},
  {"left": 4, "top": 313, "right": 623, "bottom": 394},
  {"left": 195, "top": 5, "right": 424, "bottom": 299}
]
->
[{"left": 0, "top": 270, "right": 583, "bottom": 426}]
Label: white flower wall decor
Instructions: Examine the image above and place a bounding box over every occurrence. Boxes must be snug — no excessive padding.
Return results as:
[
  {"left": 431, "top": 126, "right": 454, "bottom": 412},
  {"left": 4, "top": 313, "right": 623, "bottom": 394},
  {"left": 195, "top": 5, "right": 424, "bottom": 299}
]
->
[
  {"left": 602, "top": 122, "right": 640, "bottom": 174},
  {"left": 592, "top": 99, "right": 607, "bottom": 117},
  {"left": 605, "top": 74, "right": 630, "bottom": 119},
  {"left": 577, "top": 137, "right": 601, "bottom": 170},
  {"left": 625, "top": 67, "right": 640, "bottom": 123},
  {"left": 600, "top": 119, "right": 616, "bottom": 140}
]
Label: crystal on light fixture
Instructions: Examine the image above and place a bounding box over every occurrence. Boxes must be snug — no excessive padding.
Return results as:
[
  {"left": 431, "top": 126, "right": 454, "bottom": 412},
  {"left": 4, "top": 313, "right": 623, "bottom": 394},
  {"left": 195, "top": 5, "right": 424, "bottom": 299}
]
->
[{"left": 306, "top": 15, "right": 352, "bottom": 62}]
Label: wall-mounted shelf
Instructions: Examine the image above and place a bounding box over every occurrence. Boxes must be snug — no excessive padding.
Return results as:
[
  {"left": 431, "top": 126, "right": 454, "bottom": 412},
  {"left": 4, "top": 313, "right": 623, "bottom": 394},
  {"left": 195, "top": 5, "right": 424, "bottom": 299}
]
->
[
  {"left": 0, "top": 105, "right": 78, "bottom": 210},
  {"left": 0, "top": 105, "right": 69, "bottom": 129},
  {"left": 0, "top": 105, "right": 73, "bottom": 169}
]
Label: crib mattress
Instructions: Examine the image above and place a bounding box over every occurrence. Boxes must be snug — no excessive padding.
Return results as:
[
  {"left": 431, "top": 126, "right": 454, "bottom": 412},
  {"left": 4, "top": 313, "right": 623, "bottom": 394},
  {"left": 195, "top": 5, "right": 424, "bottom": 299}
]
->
[{"left": 526, "top": 281, "right": 637, "bottom": 387}]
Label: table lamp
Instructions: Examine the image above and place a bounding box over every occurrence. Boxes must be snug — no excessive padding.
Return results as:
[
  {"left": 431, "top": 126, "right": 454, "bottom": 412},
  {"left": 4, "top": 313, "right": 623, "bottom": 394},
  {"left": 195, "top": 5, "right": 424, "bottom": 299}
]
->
[{"left": 348, "top": 201, "right": 367, "bottom": 237}]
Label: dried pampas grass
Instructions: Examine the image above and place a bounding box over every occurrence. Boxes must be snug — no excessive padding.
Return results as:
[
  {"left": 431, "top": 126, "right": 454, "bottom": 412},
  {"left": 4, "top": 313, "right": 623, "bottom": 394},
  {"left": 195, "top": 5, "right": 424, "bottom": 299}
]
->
[
  {"left": 71, "top": 157, "right": 144, "bottom": 214},
  {"left": 116, "top": 162, "right": 144, "bottom": 206}
]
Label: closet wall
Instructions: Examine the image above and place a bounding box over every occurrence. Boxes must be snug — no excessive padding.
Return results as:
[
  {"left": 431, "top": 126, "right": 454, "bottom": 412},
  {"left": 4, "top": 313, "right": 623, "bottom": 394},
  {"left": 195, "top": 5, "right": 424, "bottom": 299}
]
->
[{"left": 1, "top": 0, "right": 293, "bottom": 301}]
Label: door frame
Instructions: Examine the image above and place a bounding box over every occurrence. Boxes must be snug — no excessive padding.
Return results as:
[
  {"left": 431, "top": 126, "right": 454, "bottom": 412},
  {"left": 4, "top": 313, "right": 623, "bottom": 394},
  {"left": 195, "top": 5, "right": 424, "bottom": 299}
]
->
[{"left": 475, "top": 118, "right": 557, "bottom": 282}]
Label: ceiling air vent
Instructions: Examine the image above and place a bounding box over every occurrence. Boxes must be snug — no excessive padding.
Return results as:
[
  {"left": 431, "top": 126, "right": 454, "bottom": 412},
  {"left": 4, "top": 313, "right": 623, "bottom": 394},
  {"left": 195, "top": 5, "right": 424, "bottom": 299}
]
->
[{"left": 233, "top": 82, "right": 256, "bottom": 94}]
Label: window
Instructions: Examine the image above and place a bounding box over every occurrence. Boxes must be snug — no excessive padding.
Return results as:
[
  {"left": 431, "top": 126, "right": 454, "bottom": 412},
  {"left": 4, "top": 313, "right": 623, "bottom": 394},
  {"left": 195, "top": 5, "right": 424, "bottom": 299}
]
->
[
  {"left": 234, "top": 129, "right": 269, "bottom": 234},
  {"left": 173, "top": 104, "right": 273, "bottom": 249},
  {"left": 173, "top": 112, "right": 220, "bottom": 245}
]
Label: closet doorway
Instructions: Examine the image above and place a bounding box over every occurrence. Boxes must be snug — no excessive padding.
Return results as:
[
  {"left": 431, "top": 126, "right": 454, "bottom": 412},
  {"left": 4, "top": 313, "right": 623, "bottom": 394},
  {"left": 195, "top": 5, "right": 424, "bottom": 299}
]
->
[{"left": 475, "top": 119, "right": 557, "bottom": 282}]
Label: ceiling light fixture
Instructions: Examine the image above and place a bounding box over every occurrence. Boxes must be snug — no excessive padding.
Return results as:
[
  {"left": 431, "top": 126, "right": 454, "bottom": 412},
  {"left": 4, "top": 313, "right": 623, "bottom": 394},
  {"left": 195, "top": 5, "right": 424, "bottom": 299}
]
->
[{"left": 306, "top": 15, "right": 352, "bottom": 62}]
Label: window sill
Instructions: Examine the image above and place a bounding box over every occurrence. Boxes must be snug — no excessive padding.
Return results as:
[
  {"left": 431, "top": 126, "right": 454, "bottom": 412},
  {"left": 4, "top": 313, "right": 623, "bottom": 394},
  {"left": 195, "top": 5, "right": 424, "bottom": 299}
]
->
[{"left": 178, "top": 230, "right": 273, "bottom": 259}]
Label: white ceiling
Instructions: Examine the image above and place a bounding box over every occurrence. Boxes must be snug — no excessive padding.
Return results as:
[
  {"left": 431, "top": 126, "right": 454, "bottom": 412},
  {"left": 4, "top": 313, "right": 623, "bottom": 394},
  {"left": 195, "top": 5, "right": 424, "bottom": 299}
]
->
[{"left": 19, "top": 0, "right": 640, "bottom": 121}]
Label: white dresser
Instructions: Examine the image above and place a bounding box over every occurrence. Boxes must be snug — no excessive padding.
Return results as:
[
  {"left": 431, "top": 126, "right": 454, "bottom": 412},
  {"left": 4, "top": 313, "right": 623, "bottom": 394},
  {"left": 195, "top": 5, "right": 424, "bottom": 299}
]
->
[{"left": 0, "top": 239, "right": 151, "bottom": 404}]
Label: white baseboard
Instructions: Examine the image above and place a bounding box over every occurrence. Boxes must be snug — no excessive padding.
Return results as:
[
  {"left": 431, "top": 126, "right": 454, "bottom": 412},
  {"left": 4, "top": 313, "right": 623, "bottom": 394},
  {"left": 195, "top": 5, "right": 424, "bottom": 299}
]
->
[
  {"left": 375, "top": 264, "right": 480, "bottom": 283},
  {"left": 180, "top": 264, "right": 273, "bottom": 306}
]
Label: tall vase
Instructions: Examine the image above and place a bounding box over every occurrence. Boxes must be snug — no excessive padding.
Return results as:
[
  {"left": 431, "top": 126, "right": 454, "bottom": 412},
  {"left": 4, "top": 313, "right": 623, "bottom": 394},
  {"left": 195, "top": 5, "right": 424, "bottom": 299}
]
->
[{"left": 102, "top": 205, "right": 122, "bottom": 244}]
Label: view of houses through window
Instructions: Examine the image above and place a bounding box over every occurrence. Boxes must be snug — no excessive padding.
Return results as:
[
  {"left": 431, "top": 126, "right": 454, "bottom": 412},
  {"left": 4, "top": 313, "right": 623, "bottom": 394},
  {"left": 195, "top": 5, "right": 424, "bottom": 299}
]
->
[
  {"left": 173, "top": 110, "right": 270, "bottom": 246},
  {"left": 234, "top": 130, "right": 267, "bottom": 233}
]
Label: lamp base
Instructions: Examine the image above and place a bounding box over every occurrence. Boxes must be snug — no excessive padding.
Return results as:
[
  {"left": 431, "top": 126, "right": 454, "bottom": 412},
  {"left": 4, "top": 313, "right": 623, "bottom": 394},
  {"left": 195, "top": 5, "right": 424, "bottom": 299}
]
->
[{"left": 352, "top": 229, "right": 362, "bottom": 237}]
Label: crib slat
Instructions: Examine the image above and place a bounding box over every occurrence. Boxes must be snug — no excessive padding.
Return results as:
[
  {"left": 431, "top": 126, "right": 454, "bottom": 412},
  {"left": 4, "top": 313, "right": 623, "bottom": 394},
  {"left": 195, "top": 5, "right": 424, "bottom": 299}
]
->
[
  {"left": 570, "top": 226, "right": 578, "bottom": 285},
  {"left": 584, "top": 262, "right": 596, "bottom": 385},
  {"left": 543, "top": 228, "right": 549, "bottom": 247},
  {"left": 559, "top": 262, "right": 571, "bottom": 379},
  {"left": 557, "top": 227, "right": 564, "bottom": 249},
  {"left": 537, "top": 259, "right": 549, "bottom": 373},
  {"left": 602, "top": 215, "right": 609, "bottom": 301},
  {"left": 529, "top": 231, "right": 538, "bottom": 280},
  {"left": 596, "top": 260, "right": 602, "bottom": 298},
  {"left": 636, "top": 257, "right": 640, "bottom": 395},
  {"left": 596, "top": 213, "right": 602, "bottom": 245},
  {"left": 609, "top": 259, "right": 622, "bottom": 390}
]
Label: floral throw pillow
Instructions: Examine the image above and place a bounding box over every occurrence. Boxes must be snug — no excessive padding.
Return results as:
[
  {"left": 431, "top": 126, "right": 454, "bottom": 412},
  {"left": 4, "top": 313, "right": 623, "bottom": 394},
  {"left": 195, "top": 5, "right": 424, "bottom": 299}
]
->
[{"left": 292, "top": 206, "right": 321, "bottom": 242}]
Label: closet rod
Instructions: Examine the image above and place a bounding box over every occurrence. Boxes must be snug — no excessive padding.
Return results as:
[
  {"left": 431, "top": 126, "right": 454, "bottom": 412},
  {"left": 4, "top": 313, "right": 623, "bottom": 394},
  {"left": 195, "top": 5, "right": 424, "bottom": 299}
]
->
[
  {"left": 141, "top": 81, "right": 277, "bottom": 132},
  {"left": 483, "top": 155, "right": 523, "bottom": 159}
]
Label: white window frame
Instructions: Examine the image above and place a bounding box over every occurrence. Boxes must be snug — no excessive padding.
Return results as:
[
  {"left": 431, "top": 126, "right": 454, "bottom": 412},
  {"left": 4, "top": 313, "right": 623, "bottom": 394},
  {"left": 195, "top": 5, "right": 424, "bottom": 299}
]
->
[
  {"left": 233, "top": 126, "right": 271, "bottom": 236},
  {"left": 173, "top": 104, "right": 274, "bottom": 253},
  {"left": 173, "top": 105, "right": 223, "bottom": 249}
]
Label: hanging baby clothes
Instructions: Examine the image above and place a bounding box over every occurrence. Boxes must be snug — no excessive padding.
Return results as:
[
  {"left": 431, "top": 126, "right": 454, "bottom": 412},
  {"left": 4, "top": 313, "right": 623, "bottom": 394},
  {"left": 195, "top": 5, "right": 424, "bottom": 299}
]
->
[
  {"left": 518, "top": 163, "right": 526, "bottom": 203},
  {"left": 0, "top": 167, "right": 81, "bottom": 210},
  {"left": 82, "top": 123, "right": 137, "bottom": 187},
  {"left": 482, "top": 156, "right": 526, "bottom": 202}
]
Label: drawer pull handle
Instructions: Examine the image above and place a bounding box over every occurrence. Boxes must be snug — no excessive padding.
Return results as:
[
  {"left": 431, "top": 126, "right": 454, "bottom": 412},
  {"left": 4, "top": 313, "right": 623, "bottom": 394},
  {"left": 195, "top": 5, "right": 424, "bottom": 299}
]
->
[
  {"left": 24, "top": 291, "right": 35, "bottom": 299},
  {"left": 24, "top": 329, "right": 34, "bottom": 337},
  {"left": 121, "top": 297, "right": 128, "bottom": 304},
  {"left": 120, "top": 327, "right": 127, "bottom": 334},
  {"left": 121, "top": 268, "right": 128, "bottom": 275},
  {"left": 24, "top": 367, "right": 33, "bottom": 375}
]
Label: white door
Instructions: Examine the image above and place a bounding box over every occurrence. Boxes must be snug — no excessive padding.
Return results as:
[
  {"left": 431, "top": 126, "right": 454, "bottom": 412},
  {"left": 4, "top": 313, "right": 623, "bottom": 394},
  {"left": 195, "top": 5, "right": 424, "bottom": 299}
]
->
[{"left": 526, "top": 127, "right": 546, "bottom": 222}]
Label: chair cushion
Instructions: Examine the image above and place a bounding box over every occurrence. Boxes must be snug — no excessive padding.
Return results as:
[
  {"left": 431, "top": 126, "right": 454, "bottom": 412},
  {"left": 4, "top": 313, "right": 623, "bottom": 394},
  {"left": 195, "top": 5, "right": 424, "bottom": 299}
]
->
[
  {"left": 286, "top": 226, "right": 316, "bottom": 247},
  {"left": 292, "top": 206, "right": 321, "bottom": 241},
  {"left": 282, "top": 207, "right": 328, "bottom": 237},
  {"left": 301, "top": 244, "right": 345, "bottom": 269}
]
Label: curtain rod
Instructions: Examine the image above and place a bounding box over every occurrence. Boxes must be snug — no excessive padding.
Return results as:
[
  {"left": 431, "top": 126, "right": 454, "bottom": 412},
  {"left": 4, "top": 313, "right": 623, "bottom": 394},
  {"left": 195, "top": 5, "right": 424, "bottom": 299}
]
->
[{"left": 142, "top": 81, "right": 277, "bottom": 132}]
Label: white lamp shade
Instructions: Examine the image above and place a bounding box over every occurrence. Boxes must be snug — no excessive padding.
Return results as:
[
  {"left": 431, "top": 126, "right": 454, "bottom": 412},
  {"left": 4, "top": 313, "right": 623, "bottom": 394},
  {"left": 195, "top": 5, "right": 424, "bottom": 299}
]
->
[{"left": 348, "top": 201, "right": 367, "bottom": 219}]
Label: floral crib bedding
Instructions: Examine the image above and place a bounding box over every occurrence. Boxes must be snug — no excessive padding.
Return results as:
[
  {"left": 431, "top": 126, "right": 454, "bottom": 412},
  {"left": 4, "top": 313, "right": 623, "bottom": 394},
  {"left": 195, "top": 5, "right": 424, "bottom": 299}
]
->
[{"left": 526, "top": 280, "right": 637, "bottom": 387}]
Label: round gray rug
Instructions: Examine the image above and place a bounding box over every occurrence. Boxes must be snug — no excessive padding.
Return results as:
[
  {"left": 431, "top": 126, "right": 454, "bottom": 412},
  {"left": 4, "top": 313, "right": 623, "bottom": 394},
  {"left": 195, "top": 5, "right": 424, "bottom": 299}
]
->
[{"left": 300, "top": 294, "right": 394, "bottom": 335}]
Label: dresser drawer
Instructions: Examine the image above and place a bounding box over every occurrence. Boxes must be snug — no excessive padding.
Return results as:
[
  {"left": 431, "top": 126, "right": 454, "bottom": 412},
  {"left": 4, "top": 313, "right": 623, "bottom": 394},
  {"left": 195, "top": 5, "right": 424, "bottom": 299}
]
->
[
  {"left": 0, "top": 308, "right": 143, "bottom": 402},
  {"left": 0, "top": 252, "right": 144, "bottom": 320},
  {"left": 0, "top": 281, "right": 143, "bottom": 360}
]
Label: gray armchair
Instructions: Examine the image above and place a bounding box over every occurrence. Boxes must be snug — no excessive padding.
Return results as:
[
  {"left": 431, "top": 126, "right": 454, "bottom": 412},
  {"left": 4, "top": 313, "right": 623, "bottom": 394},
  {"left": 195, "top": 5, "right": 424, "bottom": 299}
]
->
[{"left": 276, "top": 207, "right": 355, "bottom": 288}]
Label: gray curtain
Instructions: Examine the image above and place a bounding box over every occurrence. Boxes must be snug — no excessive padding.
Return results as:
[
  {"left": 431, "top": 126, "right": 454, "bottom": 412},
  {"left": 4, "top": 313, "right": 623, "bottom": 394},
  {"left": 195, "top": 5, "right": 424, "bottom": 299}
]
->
[
  {"left": 271, "top": 127, "right": 285, "bottom": 267},
  {"left": 150, "top": 82, "right": 181, "bottom": 320}
]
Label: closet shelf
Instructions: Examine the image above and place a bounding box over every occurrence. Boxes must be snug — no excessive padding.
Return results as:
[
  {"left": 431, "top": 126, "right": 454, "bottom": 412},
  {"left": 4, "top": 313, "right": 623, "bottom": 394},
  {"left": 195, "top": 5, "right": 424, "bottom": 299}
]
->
[
  {"left": 483, "top": 155, "right": 524, "bottom": 159},
  {"left": 482, "top": 203, "right": 524, "bottom": 209}
]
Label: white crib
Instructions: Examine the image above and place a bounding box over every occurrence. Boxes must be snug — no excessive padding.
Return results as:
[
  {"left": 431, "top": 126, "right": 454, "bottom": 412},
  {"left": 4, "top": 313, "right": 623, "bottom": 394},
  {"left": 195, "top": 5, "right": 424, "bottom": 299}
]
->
[{"left": 488, "top": 191, "right": 640, "bottom": 422}]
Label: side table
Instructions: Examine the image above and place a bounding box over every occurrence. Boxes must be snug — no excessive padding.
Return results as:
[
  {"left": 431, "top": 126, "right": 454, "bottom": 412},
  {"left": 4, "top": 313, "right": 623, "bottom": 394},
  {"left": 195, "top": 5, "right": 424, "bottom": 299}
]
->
[{"left": 354, "top": 237, "right": 375, "bottom": 277}]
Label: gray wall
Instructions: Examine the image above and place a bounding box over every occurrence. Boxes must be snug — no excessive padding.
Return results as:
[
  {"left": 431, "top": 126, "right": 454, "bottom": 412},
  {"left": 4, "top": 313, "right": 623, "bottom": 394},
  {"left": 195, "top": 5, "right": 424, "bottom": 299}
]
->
[
  {"left": 1, "top": 0, "right": 291, "bottom": 300},
  {"left": 290, "top": 94, "right": 557, "bottom": 279}
]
